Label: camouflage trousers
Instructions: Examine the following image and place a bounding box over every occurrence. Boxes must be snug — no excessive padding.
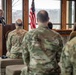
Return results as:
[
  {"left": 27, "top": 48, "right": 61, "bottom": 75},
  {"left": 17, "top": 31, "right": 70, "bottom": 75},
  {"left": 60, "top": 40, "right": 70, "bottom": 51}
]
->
[{"left": 20, "top": 67, "right": 60, "bottom": 75}]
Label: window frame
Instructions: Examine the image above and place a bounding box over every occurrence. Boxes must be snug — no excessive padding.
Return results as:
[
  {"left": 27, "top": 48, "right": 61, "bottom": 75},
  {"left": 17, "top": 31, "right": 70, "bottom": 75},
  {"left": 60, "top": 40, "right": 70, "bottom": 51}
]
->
[
  {"left": 28, "top": 0, "right": 62, "bottom": 30},
  {"left": 12, "top": 0, "right": 23, "bottom": 23},
  {"left": 66, "top": 1, "right": 75, "bottom": 29},
  {"left": 4, "top": 0, "right": 76, "bottom": 30}
]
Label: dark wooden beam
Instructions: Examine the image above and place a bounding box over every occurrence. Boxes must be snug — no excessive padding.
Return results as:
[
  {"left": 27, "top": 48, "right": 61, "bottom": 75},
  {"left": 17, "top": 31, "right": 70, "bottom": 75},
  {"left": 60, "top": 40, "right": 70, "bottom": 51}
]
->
[
  {"left": 23, "top": 0, "right": 28, "bottom": 31},
  {"left": 61, "top": 0, "right": 67, "bottom": 30},
  {"left": 6, "top": 0, "right": 12, "bottom": 24}
]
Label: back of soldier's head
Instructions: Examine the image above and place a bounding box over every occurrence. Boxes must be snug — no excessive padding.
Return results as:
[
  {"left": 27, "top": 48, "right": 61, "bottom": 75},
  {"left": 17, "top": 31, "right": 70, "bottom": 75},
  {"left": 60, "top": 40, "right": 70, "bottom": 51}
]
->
[
  {"left": 37, "top": 10, "right": 49, "bottom": 23},
  {"left": 15, "top": 19, "right": 23, "bottom": 27}
]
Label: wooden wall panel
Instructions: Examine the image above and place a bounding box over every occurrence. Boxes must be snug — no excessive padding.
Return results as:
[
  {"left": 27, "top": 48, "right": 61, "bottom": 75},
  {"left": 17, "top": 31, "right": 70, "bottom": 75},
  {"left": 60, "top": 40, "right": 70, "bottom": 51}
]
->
[
  {"left": 23, "top": 0, "right": 28, "bottom": 31},
  {"left": 6, "top": 0, "right": 12, "bottom": 24},
  {"left": 2, "top": 24, "right": 15, "bottom": 55},
  {"left": 61, "top": 0, "right": 67, "bottom": 30}
]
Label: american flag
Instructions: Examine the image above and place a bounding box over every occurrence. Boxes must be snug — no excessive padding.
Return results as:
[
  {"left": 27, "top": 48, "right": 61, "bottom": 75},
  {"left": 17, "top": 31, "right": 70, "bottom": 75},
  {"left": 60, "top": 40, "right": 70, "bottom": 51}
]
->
[{"left": 29, "top": 0, "right": 36, "bottom": 29}]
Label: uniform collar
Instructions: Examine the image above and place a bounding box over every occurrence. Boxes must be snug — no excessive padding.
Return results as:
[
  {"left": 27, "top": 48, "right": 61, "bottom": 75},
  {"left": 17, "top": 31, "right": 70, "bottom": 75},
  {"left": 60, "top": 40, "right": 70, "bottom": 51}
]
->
[{"left": 38, "top": 24, "right": 48, "bottom": 29}]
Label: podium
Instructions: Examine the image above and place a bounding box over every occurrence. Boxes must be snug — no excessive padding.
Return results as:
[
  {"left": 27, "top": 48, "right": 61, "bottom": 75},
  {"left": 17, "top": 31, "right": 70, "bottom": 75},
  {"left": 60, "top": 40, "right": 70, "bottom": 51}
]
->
[{"left": 0, "top": 24, "right": 15, "bottom": 56}]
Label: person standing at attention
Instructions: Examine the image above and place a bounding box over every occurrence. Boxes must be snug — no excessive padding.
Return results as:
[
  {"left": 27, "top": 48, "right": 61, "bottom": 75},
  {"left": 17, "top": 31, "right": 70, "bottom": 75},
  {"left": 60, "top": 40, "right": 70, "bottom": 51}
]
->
[
  {"left": 60, "top": 35, "right": 76, "bottom": 75},
  {"left": 21, "top": 10, "right": 63, "bottom": 75}
]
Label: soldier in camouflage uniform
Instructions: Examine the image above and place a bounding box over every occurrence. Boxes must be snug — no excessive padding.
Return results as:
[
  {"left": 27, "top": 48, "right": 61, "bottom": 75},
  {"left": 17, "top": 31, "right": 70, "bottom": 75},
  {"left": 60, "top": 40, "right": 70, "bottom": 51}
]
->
[
  {"left": 21, "top": 10, "right": 63, "bottom": 75},
  {"left": 60, "top": 37, "right": 76, "bottom": 75},
  {"left": 6, "top": 19, "right": 27, "bottom": 59}
]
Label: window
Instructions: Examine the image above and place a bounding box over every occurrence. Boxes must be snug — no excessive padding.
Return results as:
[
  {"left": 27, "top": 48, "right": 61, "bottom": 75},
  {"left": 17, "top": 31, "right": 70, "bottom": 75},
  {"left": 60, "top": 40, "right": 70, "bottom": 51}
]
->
[
  {"left": 66, "top": 1, "right": 75, "bottom": 29},
  {"left": 12, "top": 0, "right": 22, "bottom": 23},
  {"left": 29, "top": 0, "right": 61, "bottom": 30},
  {"left": 0, "top": 0, "right": 2, "bottom": 9}
]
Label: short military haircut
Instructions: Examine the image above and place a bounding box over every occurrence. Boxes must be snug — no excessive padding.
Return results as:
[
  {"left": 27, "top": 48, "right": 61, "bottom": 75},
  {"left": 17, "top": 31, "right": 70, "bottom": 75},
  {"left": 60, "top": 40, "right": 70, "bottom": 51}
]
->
[
  {"left": 16, "top": 19, "right": 23, "bottom": 26},
  {"left": 37, "top": 10, "right": 49, "bottom": 23}
]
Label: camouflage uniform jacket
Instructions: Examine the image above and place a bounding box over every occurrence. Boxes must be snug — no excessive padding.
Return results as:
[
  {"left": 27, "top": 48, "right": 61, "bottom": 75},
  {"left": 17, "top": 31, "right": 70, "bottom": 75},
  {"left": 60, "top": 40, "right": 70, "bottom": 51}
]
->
[
  {"left": 21, "top": 25, "right": 63, "bottom": 75},
  {"left": 6, "top": 28, "right": 27, "bottom": 59},
  {"left": 60, "top": 37, "right": 76, "bottom": 75}
]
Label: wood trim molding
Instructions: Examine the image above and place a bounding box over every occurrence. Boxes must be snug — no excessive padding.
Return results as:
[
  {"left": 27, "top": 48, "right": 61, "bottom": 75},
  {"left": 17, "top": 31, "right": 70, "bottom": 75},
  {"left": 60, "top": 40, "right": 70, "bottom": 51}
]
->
[
  {"left": 23, "top": 0, "right": 28, "bottom": 31},
  {"left": 61, "top": 0, "right": 67, "bottom": 30},
  {"left": 6, "top": 0, "right": 12, "bottom": 24}
]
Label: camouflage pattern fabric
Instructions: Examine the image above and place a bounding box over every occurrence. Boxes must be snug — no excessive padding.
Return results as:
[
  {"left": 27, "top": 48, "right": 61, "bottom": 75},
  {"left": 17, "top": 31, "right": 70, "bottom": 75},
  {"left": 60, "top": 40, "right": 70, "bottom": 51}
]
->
[
  {"left": 68, "top": 31, "right": 76, "bottom": 41},
  {"left": 6, "top": 28, "right": 27, "bottom": 59},
  {"left": 21, "top": 24, "right": 63, "bottom": 75},
  {"left": 60, "top": 37, "right": 76, "bottom": 75}
]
